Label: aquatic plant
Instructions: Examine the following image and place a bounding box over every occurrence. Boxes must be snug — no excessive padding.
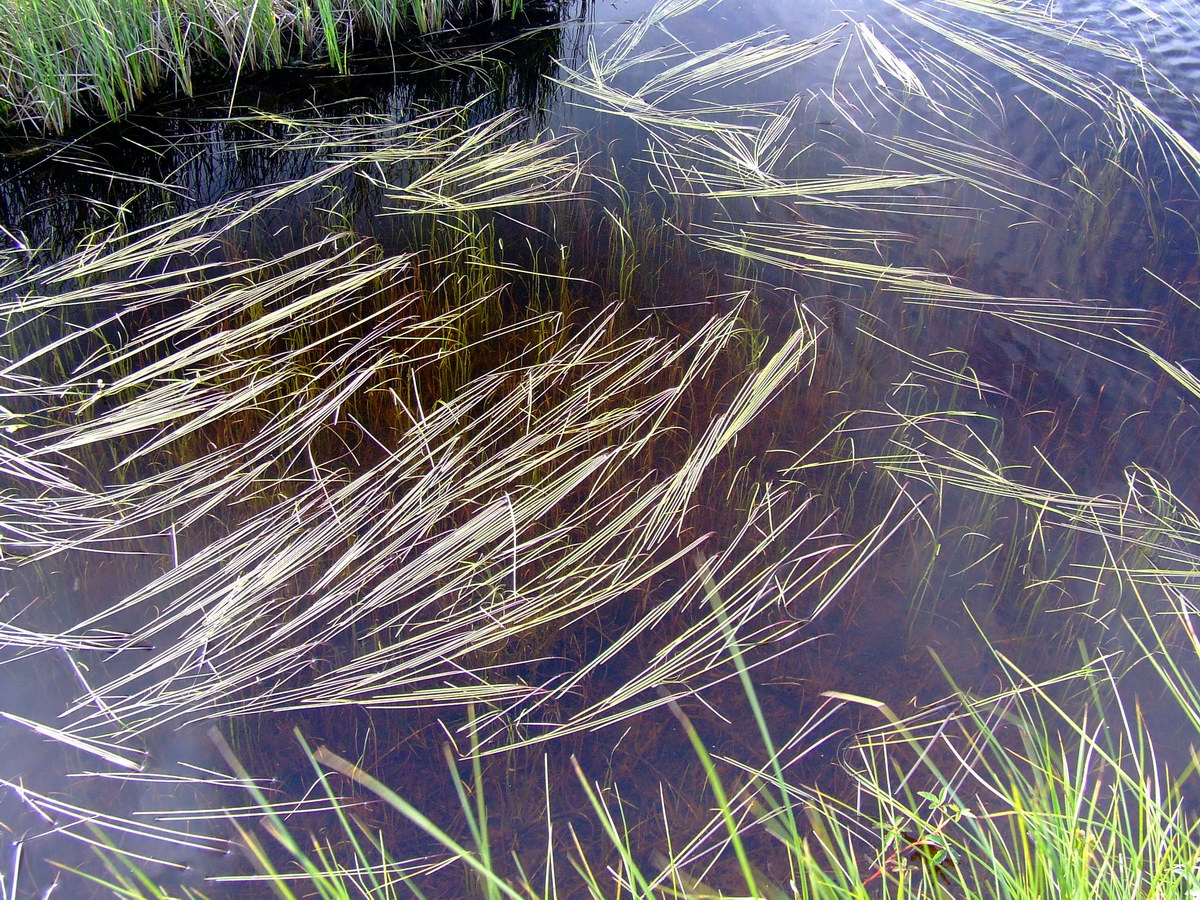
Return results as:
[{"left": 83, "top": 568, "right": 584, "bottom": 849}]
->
[{"left": 5, "top": 0, "right": 1200, "bottom": 896}]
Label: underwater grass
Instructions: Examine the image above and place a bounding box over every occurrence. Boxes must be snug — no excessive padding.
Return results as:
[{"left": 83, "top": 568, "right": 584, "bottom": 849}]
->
[
  {"left": 0, "top": 90, "right": 845, "bottom": 879},
  {"left": 6, "top": 0, "right": 1200, "bottom": 894}
]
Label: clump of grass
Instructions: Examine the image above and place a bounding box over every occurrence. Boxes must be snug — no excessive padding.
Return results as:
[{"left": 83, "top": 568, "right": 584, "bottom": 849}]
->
[{"left": 0, "top": 0, "right": 562, "bottom": 134}]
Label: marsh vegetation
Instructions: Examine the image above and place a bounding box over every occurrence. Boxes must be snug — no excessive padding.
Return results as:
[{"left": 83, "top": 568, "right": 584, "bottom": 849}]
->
[
  {"left": 3, "top": 0, "right": 1200, "bottom": 897},
  {"left": 0, "top": 0, "right": 560, "bottom": 133}
]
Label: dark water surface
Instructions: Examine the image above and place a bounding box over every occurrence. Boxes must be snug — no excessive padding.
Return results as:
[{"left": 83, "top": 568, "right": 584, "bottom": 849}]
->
[{"left": 3, "top": 0, "right": 1200, "bottom": 896}]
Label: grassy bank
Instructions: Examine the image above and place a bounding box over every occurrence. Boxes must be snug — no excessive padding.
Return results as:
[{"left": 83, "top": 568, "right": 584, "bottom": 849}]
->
[
  {"left": 82, "top": 583, "right": 1200, "bottom": 900},
  {"left": 0, "top": 0, "right": 549, "bottom": 133}
]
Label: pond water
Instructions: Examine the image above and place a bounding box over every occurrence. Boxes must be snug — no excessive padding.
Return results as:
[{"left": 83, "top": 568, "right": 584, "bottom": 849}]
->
[{"left": 3, "top": 0, "right": 1200, "bottom": 896}]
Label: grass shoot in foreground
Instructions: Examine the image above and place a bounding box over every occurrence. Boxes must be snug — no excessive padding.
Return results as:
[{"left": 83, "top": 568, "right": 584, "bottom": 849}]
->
[{"left": 64, "top": 565, "right": 1200, "bottom": 900}]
